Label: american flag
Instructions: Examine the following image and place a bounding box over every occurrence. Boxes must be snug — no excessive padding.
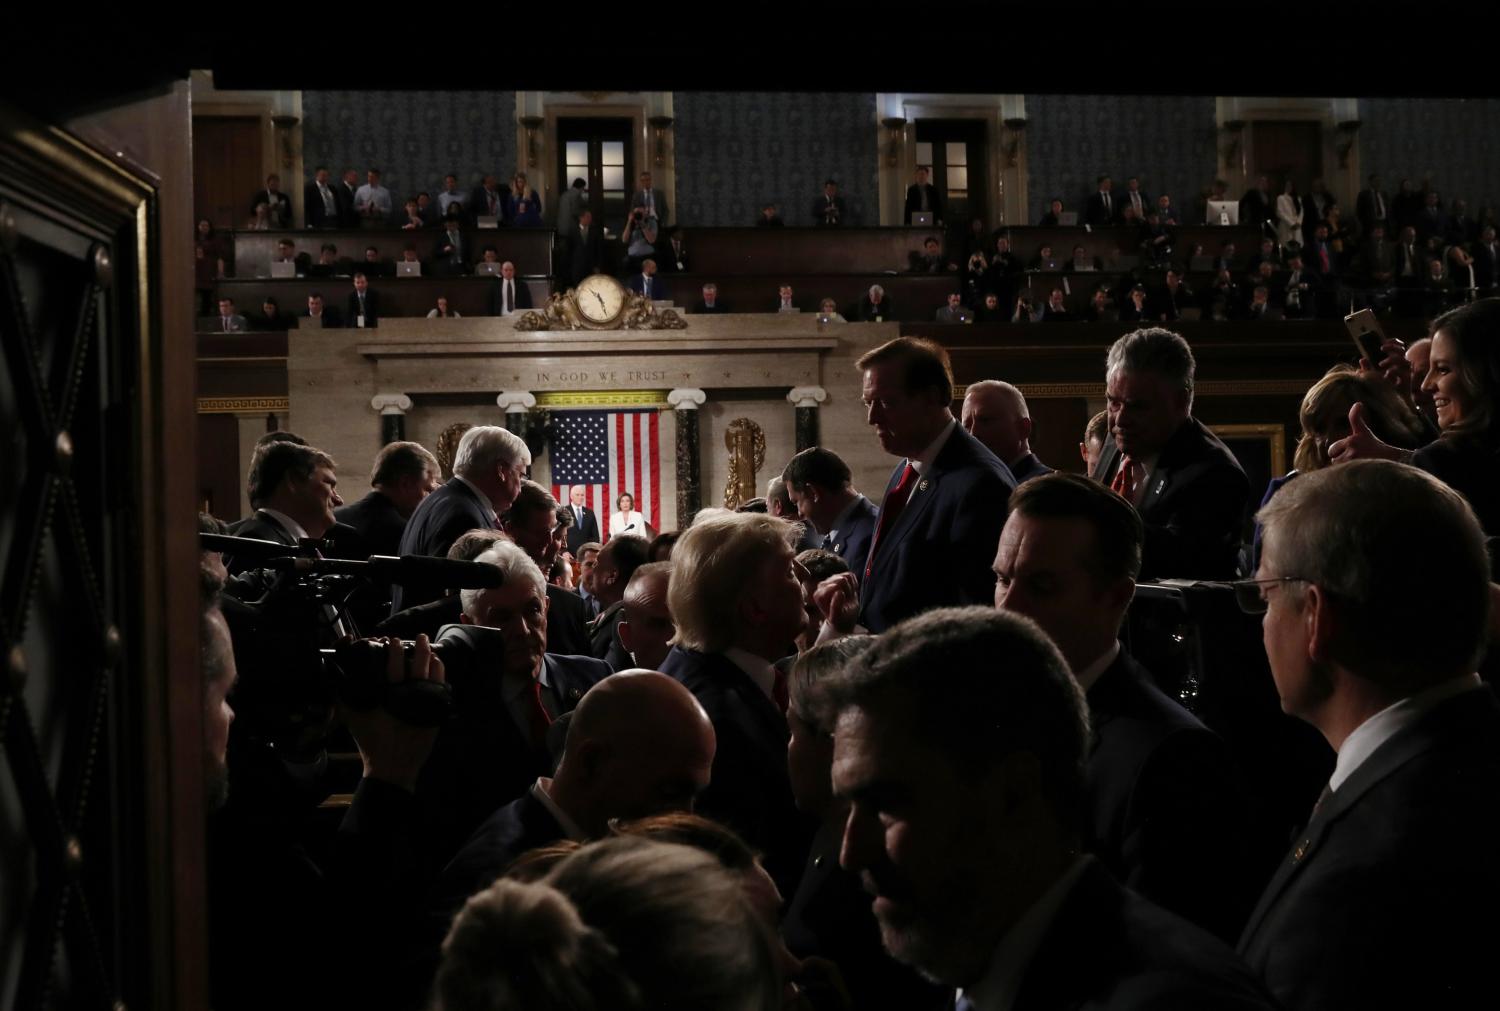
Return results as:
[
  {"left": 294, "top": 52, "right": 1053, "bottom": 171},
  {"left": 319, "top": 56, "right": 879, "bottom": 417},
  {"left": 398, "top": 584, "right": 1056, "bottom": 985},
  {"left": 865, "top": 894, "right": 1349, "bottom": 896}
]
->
[{"left": 550, "top": 409, "right": 661, "bottom": 541}]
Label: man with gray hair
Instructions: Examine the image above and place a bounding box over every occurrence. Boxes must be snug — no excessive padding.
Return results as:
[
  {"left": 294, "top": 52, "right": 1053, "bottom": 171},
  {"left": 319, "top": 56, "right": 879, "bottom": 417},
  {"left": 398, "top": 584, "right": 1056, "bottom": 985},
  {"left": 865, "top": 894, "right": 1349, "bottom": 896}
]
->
[
  {"left": 1091, "top": 327, "right": 1248, "bottom": 579},
  {"left": 825, "top": 606, "right": 1276, "bottom": 1009},
  {"left": 961, "top": 380, "right": 1053, "bottom": 484},
  {"left": 422, "top": 539, "right": 612, "bottom": 863},
  {"left": 393, "top": 424, "right": 532, "bottom": 613},
  {"left": 1236, "top": 460, "right": 1500, "bottom": 1011}
]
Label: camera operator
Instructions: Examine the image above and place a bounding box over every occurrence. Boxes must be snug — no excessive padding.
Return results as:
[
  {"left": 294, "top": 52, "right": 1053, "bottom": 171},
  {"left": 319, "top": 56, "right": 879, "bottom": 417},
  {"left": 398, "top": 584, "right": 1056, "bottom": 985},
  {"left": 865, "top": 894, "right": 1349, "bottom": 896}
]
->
[
  {"left": 202, "top": 518, "right": 451, "bottom": 1010},
  {"left": 622, "top": 207, "right": 658, "bottom": 274}
]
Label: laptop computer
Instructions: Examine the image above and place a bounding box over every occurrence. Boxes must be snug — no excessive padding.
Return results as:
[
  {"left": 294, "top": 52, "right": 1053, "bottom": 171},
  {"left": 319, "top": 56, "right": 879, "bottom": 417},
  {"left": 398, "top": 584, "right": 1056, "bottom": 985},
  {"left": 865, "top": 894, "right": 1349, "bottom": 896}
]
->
[
  {"left": 396, "top": 261, "right": 421, "bottom": 277},
  {"left": 1058, "top": 212, "right": 1079, "bottom": 226},
  {"left": 1207, "top": 200, "right": 1240, "bottom": 226},
  {"left": 474, "top": 262, "right": 501, "bottom": 276},
  {"left": 269, "top": 261, "right": 296, "bottom": 278},
  {"left": 911, "top": 212, "right": 934, "bottom": 227},
  {"left": 475, "top": 215, "right": 499, "bottom": 229}
]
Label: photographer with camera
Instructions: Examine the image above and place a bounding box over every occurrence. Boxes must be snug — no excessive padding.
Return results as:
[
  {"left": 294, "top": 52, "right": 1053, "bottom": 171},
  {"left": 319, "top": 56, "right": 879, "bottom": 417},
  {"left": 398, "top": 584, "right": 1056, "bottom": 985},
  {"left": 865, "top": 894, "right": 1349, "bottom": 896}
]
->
[{"left": 622, "top": 206, "right": 659, "bottom": 275}]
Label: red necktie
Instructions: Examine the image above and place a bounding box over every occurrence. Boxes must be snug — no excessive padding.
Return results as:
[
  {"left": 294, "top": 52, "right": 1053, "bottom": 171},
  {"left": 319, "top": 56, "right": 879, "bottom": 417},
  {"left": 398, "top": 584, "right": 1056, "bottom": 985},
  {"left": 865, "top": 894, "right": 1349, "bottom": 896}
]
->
[
  {"left": 1110, "top": 455, "right": 1138, "bottom": 502},
  {"left": 1319, "top": 245, "right": 1331, "bottom": 273},
  {"left": 528, "top": 679, "right": 553, "bottom": 748},
  {"left": 865, "top": 463, "right": 917, "bottom": 580},
  {"left": 772, "top": 666, "right": 789, "bottom": 716}
]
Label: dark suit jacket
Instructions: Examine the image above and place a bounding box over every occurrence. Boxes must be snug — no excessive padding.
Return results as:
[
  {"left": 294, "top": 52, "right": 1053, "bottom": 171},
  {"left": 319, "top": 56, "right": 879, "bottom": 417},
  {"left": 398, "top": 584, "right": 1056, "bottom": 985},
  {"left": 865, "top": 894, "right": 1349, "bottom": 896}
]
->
[
  {"left": 626, "top": 273, "right": 668, "bottom": 301},
  {"left": 855, "top": 296, "right": 895, "bottom": 321},
  {"left": 1355, "top": 188, "right": 1389, "bottom": 233},
  {"left": 811, "top": 194, "right": 846, "bottom": 226},
  {"left": 430, "top": 789, "right": 565, "bottom": 933},
  {"left": 903, "top": 182, "right": 942, "bottom": 223},
  {"left": 561, "top": 503, "right": 600, "bottom": 554},
  {"left": 303, "top": 180, "right": 340, "bottom": 228},
  {"left": 251, "top": 188, "right": 292, "bottom": 227},
  {"left": 1086, "top": 650, "right": 1264, "bottom": 943},
  {"left": 1238, "top": 189, "right": 1273, "bottom": 231},
  {"left": 1008, "top": 452, "right": 1054, "bottom": 484},
  {"left": 658, "top": 646, "right": 815, "bottom": 893},
  {"left": 468, "top": 185, "right": 504, "bottom": 224},
  {"left": 223, "top": 511, "right": 299, "bottom": 575},
  {"left": 391, "top": 478, "right": 495, "bottom": 613},
  {"left": 588, "top": 600, "right": 632, "bottom": 671},
  {"left": 337, "top": 181, "right": 360, "bottom": 228},
  {"left": 546, "top": 583, "right": 591, "bottom": 657},
  {"left": 859, "top": 425, "right": 1016, "bottom": 634},
  {"left": 344, "top": 289, "right": 382, "bottom": 327},
  {"left": 334, "top": 490, "right": 407, "bottom": 559},
  {"left": 1011, "top": 859, "right": 1277, "bottom": 1010},
  {"left": 300, "top": 307, "right": 343, "bottom": 328},
  {"left": 695, "top": 300, "right": 729, "bottom": 313},
  {"left": 485, "top": 276, "right": 534, "bottom": 316},
  {"left": 1238, "top": 687, "right": 1500, "bottom": 1011},
  {"left": 1092, "top": 419, "right": 1249, "bottom": 581},
  {"left": 1084, "top": 191, "right": 1118, "bottom": 227},
  {"left": 419, "top": 628, "right": 610, "bottom": 871},
  {"left": 823, "top": 494, "right": 878, "bottom": 575},
  {"left": 569, "top": 225, "right": 603, "bottom": 284},
  {"left": 430, "top": 229, "right": 467, "bottom": 271}
]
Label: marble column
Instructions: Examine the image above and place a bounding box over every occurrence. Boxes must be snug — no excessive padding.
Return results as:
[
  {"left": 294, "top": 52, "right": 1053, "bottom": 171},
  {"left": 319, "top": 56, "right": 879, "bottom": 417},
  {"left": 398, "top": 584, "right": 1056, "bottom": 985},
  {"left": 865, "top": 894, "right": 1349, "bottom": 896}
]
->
[
  {"left": 786, "top": 385, "right": 827, "bottom": 452},
  {"left": 496, "top": 391, "right": 537, "bottom": 447},
  {"left": 370, "top": 392, "right": 412, "bottom": 445},
  {"left": 668, "top": 388, "right": 706, "bottom": 529}
]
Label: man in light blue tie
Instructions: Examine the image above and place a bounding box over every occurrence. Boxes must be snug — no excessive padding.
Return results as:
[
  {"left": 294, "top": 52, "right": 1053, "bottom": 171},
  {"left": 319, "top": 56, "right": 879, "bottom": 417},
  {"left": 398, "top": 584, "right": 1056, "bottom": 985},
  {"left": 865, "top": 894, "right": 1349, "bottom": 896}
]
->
[{"left": 628, "top": 258, "right": 666, "bottom": 302}]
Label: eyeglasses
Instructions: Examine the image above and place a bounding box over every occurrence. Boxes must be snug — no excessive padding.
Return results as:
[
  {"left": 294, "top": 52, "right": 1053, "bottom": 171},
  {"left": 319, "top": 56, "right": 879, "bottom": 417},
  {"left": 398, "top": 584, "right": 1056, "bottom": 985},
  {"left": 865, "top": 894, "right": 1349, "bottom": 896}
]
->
[{"left": 1231, "top": 576, "right": 1308, "bottom": 614}]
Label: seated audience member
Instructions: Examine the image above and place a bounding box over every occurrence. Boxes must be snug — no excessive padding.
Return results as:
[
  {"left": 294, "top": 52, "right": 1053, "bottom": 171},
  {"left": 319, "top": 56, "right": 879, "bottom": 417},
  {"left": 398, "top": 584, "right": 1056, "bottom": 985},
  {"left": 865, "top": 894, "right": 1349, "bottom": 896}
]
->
[
  {"left": 695, "top": 282, "right": 727, "bottom": 313},
  {"left": 1064, "top": 244, "right": 1102, "bottom": 273},
  {"left": 766, "top": 475, "right": 821, "bottom": 552},
  {"left": 1204, "top": 268, "right": 1242, "bottom": 320},
  {"left": 305, "top": 242, "right": 344, "bottom": 279},
  {"left": 1139, "top": 210, "right": 1175, "bottom": 267},
  {"left": 816, "top": 297, "right": 847, "bottom": 323},
  {"left": 1333, "top": 299, "right": 1500, "bottom": 534},
  {"left": 626, "top": 258, "right": 666, "bottom": 301},
  {"left": 812, "top": 178, "right": 845, "bottom": 227},
  {"left": 501, "top": 481, "right": 592, "bottom": 657},
  {"left": 1213, "top": 240, "right": 1238, "bottom": 273},
  {"left": 431, "top": 217, "right": 466, "bottom": 275},
  {"left": 615, "top": 562, "right": 675, "bottom": 671},
  {"left": 397, "top": 244, "right": 423, "bottom": 271},
  {"left": 344, "top": 272, "right": 382, "bottom": 329},
  {"left": 911, "top": 236, "right": 948, "bottom": 273},
  {"left": 1093, "top": 328, "right": 1249, "bottom": 579},
  {"left": 586, "top": 535, "right": 652, "bottom": 669},
  {"left": 271, "top": 237, "right": 306, "bottom": 274},
  {"left": 825, "top": 607, "right": 1278, "bottom": 1009},
  {"left": 1029, "top": 243, "right": 1059, "bottom": 271},
  {"left": 249, "top": 172, "right": 291, "bottom": 228},
  {"left": 1246, "top": 236, "right": 1281, "bottom": 276},
  {"left": 1080, "top": 409, "right": 1109, "bottom": 477},
  {"left": 1279, "top": 252, "right": 1319, "bottom": 319},
  {"left": 1041, "top": 287, "right": 1074, "bottom": 322},
  {"left": 1422, "top": 255, "right": 1456, "bottom": 314},
  {"left": 782, "top": 446, "right": 879, "bottom": 573},
  {"left": 214, "top": 297, "right": 247, "bottom": 333},
  {"left": 426, "top": 296, "right": 460, "bottom": 319},
  {"left": 972, "top": 291, "right": 1006, "bottom": 322},
  {"left": 1083, "top": 285, "right": 1116, "bottom": 322},
  {"left": 504, "top": 172, "right": 543, "bottom": 226},
  {"left": 301, "top": 292, "right": 342, "bottom": 327},
  {"left": 422, "top": 541, "right": 612, "bottom": 864},
  {"left": 358, "top": 244, "right": 390, "bottom": 279},
  {"left": 934, "top": 292, "right": 971, "bottom": 323},
  {"left": 904, "top": 165, "right": 942, "bottom": 224},
  {"left": 775, "top": 284, "right": 797, "bottom": 312},
  {"left": 961, "top": 380, "right": 1053, "bottom": 483},
  {"left": 658, "top": 513, "right": 817, "bottom": 892},
  {"left": 756, "top": 202, "right": 784, "bottom": 227},
  {"left": 1149, "top": 268, "right": 1193, "bottom": 322},
  {"left": 335, "top": 440, "right": 441, "bottom": 559},
  {"left": 1242, "top": 284, "right": 1281, "bottom": 321},
  {"left": 1039, "top": 197, "right": 1066, "bottom": 226},
  {"left": 995, "top": 475, "right": 1265, "bottom": 940},
  {"left": 486, "top": 261, "right": 533, "bottom": 316},
  {"left": 660, "top": 226, "right": 688, "bottom": 273},
  {"left": 1237, "top": 461, "right": 1500, "bottom": 1011},
  {"left": 431, "top": 671, "right": 715, "bottom": 929},
  {"left": 393, "top": 425, "right": 530, "bottom": 612},
  {"left": 856, "top": 284, "right": 893, "bottom": 322},
  {"left": 781, "top": 637, "right": 949, "bottom": 1011},
  {"left": 1119, "top": 283, "right": 1150, "bottom": 322},
  {"left": 249, "top": 296, "right": 295, "bottom": 331},
  {"left": 792, "top": 550, "right": 848, "bottom": 653},
  {"left": 851, "top": 338, "right": 1016, "bottom": 633},
  {"left": 223, "top": 441, "right": 341, "bottom": 575},
  {"left": 434, "top": 838, "right": 778, "bottom": 1011}
]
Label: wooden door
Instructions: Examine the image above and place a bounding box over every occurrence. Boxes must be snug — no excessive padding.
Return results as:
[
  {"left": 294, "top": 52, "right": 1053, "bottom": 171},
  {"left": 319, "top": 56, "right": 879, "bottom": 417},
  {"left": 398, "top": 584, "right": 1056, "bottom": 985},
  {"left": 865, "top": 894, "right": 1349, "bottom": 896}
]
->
[
  {"left": 1250, "top": 121, "right": 1323, "bottom": 199},
  {"left": 193, "top": 116, "right": 263, "bottom": 229},
  {"left": 557, "top": 117, "right": 634, "bottom": 232},
  {"left": 915, "top": 119, "right": 989, "bottom": 228}
]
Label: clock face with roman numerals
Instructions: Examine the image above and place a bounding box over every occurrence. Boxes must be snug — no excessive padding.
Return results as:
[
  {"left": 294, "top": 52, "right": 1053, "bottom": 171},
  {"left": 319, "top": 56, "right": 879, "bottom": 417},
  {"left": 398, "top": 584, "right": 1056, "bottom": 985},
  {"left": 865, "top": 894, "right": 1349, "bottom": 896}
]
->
[{"left": 575, "top": 273, "right": 627, "bottom": 326}]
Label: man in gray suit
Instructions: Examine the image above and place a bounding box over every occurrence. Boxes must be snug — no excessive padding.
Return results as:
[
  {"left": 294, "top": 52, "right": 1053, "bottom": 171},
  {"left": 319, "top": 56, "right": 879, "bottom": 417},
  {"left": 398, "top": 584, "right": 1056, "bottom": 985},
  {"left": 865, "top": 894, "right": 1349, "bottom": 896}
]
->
[{"left": 629, "top": 170, "right": 669, "bottom": 227}]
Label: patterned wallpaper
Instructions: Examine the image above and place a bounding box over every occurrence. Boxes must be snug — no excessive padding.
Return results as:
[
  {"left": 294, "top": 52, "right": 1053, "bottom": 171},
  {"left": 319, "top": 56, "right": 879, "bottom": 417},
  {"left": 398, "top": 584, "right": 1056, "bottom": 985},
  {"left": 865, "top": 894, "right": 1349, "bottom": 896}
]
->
[
  {"left": 1024, "top": 94, "right": 1219, "bottom": 224},
  {"left": 301, "top": 91, "right": 518, "bottom": 220},
  {"left": 674, "top": 92, "right": 879, "bottom": 227},
  {"left": 1360, "top": 98, "right": 1500, "bottom": 211}
]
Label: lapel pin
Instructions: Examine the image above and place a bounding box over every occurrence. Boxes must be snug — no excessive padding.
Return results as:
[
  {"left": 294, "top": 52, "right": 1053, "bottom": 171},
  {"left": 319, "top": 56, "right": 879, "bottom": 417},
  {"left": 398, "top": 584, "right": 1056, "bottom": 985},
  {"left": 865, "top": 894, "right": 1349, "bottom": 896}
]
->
[
  {"left": 917, "top": 479, "right": 930, "bottom": 492},
  {"left": 569, "top": 687, "right": 583, "bottom": 701}
]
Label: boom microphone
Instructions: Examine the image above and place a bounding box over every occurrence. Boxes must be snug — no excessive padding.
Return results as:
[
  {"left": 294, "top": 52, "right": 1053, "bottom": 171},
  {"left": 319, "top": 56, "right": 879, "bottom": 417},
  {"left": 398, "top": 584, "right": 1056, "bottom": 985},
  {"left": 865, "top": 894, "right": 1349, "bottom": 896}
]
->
[{"left": 266, "top": 554, "right": 504, "bottom": 589}]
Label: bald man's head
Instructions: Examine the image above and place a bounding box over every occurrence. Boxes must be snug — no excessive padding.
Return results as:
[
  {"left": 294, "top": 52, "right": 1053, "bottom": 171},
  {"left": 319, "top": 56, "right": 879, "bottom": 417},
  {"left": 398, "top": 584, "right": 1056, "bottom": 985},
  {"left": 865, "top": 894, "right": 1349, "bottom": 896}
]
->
[
  {"left": 551, "top": 670, "right": 715, "bottom": 837},
  {"left": 618, "top": 562, "right": 675, "bottom": 670},
  {"left": 961, "top": 379, "right": 1033, "bottom": 466}
]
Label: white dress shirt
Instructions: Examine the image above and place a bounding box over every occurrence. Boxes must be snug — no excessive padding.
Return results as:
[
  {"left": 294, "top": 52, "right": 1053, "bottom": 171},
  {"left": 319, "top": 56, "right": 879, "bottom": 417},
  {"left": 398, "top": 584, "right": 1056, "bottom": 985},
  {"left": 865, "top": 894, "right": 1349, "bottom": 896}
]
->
[
  {"left": 723, "top": 646, "right": 778, "bottom": 704},
  {"left": 531, "top": 777, "right": 588, "bottom": 841},
  {"left": 258, "top": 508, "right": 308, "bottom": 542},
  {"left": 908, "top": 418, "right": 958, "bottom": 477}
]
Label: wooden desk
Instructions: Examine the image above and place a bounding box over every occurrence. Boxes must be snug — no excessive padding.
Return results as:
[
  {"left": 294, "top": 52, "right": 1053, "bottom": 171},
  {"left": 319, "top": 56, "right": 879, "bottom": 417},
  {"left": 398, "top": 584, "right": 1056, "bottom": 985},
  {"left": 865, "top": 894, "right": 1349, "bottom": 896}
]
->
[
  {"left": 213, "top": 276, "right": 550, "bottom": 320},
  {"left": 227, "top": 227, "right": 554, "bottom": 279}
]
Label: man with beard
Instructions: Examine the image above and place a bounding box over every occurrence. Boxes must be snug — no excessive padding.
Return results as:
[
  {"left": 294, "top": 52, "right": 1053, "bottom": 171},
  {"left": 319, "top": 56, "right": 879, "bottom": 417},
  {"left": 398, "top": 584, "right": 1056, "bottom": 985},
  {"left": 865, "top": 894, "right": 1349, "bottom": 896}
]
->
[{"left": 825, "top": 606, "right": 1277, "bottom": 1010}]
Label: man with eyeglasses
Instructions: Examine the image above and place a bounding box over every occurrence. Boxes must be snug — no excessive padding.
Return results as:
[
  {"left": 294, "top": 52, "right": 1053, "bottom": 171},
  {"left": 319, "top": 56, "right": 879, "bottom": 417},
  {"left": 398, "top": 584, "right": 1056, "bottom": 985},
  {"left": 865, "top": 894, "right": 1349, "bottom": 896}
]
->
[
  {"left": 1233, "top": 460, "right": 1500, "bottom": 1011},
  {"left": 993, "top": 473, "right": 1261, "bottom": 942}
]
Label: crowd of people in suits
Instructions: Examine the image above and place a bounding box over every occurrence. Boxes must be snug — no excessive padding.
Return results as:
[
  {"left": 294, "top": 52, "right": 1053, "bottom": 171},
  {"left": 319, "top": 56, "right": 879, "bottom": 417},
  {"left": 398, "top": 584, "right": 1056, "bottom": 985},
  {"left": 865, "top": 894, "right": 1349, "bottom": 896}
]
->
[{"left": 197, "top": 293, "right": 1500, "bottom": 1008}]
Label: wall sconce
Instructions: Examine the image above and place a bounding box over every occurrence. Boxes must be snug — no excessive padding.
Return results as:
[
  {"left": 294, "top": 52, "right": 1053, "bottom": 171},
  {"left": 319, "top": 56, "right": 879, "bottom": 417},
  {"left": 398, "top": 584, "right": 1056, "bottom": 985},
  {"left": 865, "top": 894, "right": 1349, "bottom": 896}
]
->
[
  {"left": 1220, "top": 119, "right": 1246, "bottom": 171},
  {"left": 648, "top": 115, "right": 674, "bottom": 168},
  {"left": 880, "top": 117, "right": 907, "bottom": 168},
  {"left": 1002, "top": 118, "right": 1027, "bottom": 168},
  {"left": 270, "top": 114, "right": 300, "bottom": 170},
  {"left": 1336, "top": 119, "right": 1361, "bottom": 168},
  {"left": 520, "top": 116, "right": 544, "bottom": 168}
]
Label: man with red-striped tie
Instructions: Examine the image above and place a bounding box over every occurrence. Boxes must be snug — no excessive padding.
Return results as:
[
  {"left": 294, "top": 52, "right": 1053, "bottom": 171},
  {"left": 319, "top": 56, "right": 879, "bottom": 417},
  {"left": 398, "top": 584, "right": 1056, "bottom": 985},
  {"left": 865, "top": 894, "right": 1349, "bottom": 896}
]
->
[{"left": 1091, "top": 328, "right": 1248, "bottom": 580}]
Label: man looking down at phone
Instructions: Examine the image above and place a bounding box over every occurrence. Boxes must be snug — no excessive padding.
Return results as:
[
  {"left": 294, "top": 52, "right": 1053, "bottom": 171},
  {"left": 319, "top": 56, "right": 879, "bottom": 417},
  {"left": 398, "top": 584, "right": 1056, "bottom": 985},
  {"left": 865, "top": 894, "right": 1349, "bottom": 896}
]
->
[{"left": 1091, "top": 328, "right": 1249, "bottom": 579}]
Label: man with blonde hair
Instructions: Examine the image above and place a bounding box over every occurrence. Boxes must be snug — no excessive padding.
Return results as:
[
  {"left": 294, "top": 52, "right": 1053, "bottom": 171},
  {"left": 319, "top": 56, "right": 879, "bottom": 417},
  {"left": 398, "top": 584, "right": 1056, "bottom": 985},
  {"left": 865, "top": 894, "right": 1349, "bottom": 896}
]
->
[{"left": 659, "top": 512, "right": 816, "bottom": 890}]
